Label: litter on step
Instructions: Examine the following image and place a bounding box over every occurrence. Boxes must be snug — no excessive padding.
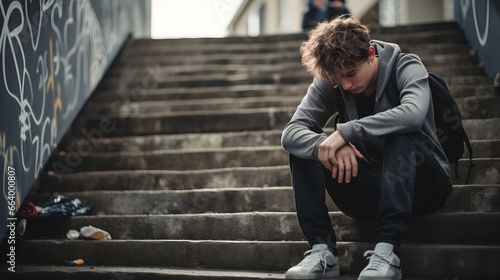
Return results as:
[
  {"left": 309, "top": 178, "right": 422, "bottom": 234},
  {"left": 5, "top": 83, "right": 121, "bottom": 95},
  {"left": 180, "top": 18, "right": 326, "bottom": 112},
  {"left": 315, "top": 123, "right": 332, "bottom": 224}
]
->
[
  {"left": 67, "top": 225, "right": 112, "bottom": 240},
  {"left": 17, "top": 192, "right": 91, "bottom": 219}
]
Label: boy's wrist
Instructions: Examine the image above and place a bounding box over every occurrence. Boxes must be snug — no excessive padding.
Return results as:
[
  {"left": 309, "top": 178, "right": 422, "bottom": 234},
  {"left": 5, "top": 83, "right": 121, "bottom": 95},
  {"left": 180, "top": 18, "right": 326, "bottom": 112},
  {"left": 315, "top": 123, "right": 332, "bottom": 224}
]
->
[{"left": 336, "top": 124, "right": 349, "bottom": 143}]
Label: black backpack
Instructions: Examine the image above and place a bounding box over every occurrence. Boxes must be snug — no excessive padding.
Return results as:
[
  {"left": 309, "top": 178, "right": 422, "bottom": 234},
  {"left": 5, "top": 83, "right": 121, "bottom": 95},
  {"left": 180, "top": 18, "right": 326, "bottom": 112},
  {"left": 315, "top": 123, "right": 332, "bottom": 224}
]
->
[
  {"left": 333, "top": 54, "right": 474, "bottom": 183},
  {"left": 388, "top": 54, "right": 474, "bottom": 183}
]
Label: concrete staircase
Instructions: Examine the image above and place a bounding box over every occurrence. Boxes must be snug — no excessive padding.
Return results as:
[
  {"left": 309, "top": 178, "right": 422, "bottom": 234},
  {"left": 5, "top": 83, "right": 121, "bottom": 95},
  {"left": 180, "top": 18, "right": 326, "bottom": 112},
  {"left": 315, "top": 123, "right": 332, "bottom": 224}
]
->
[{"left": 2, "top": 22, "right": 500, "bottom": 279}]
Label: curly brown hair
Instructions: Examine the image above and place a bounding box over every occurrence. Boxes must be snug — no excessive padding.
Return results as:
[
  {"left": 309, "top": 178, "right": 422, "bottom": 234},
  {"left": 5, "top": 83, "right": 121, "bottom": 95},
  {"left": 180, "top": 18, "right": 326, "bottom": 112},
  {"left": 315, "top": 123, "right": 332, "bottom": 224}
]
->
[{"left": 300, "top": 15, "right": 371, "bottom": 86}]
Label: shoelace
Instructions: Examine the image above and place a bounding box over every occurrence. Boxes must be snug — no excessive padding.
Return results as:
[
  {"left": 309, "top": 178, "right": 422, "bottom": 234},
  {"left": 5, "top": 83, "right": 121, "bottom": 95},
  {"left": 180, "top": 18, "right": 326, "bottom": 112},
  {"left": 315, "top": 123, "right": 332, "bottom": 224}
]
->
[
  {"left": 301, "top": 247, "right": 330, "bottom": 275},
  {"left": 363, "top": 250, "right": 390, "bottom": 271}
]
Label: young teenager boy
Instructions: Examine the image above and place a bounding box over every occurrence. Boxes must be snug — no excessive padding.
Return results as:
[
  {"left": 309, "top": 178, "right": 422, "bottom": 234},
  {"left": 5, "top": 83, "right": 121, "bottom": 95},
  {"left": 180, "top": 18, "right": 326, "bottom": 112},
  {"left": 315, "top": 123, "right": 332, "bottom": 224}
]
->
[{"left": 281, "top": 15, "right": 452, "bottom": 280}]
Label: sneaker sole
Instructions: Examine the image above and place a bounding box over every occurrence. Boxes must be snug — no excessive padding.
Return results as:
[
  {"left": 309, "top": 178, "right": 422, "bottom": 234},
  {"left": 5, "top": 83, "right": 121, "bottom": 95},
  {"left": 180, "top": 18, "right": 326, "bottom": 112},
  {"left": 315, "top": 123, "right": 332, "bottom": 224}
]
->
[
  {"left": 285, "top": 268, "right": 340, "bottom": 279},
  {"left": 358, "top": 270, "right": 402, "bottom": 280}
]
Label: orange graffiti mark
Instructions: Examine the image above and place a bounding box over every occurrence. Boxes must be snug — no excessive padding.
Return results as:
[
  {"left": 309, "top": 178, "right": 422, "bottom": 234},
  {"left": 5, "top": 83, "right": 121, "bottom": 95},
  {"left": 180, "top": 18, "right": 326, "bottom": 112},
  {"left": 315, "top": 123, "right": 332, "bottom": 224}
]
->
[
  {"left": 46, "top": 38, "right": 54, "bottom": 96},
  {"left": 54, "top": 84, "right": 62, "bottom": 129},
  {"left": 46, "top": 38, "right": 62, "bottom": 137}
]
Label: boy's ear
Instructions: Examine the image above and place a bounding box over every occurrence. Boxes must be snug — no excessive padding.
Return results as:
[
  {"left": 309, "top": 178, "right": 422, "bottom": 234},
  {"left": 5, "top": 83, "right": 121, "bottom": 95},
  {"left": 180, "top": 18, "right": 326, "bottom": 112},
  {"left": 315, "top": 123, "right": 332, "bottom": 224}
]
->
[{"left": 368, "top": 46, "right": 376, "bottom": 62}]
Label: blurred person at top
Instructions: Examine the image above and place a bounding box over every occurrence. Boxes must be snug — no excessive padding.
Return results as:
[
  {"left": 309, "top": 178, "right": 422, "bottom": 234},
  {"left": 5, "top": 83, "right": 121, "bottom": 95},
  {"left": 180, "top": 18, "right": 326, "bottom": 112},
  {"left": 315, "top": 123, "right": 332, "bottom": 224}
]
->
[{"left": 302, "top": 0, "right": 350, "bottom": 31}]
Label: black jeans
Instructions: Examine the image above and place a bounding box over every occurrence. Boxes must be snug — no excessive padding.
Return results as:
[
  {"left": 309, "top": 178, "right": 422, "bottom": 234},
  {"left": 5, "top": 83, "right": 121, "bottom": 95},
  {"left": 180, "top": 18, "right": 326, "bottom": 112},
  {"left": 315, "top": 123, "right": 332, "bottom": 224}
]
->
[{"left": 289, "top": 132, "right": 452, "bottom": 250}]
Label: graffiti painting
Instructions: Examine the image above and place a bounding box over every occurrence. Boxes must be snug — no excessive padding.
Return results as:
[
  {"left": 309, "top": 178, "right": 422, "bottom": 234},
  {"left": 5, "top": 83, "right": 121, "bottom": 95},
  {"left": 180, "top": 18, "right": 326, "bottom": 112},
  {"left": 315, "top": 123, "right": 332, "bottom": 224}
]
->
[{"left": 0, "top": 0, "right": 142, "bottom": 237}]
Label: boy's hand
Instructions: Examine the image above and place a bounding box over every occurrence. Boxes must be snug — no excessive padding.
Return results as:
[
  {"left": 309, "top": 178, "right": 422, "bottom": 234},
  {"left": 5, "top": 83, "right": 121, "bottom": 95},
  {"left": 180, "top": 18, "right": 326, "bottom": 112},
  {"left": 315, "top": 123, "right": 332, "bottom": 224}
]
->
[
  {"left": 332, "top": 143, "right": 363, "bottom": 183},
  {"left": 318, "top": 131, "right": 346, "bottom": 170},
  {"left": 318, "top": 131, "right": 363, "bottom": 183}
]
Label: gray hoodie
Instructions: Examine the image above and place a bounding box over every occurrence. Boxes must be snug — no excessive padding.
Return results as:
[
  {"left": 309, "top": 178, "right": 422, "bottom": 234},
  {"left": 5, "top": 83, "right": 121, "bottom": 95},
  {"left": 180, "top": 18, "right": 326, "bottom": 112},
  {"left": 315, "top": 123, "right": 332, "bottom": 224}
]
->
[{"left": 282, "top": 40, "right": 450, "bottom": 175}]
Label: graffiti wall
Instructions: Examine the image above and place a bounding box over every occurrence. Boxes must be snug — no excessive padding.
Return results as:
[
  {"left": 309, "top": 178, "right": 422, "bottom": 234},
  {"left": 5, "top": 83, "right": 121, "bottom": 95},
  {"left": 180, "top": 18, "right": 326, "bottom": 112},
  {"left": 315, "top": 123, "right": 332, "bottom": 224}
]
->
[
  {"left": 454, "top": 0, "right": 500, "bottom": 85},
  {"left": 0, "top": 0, "right": 148, "bottom": 238}
]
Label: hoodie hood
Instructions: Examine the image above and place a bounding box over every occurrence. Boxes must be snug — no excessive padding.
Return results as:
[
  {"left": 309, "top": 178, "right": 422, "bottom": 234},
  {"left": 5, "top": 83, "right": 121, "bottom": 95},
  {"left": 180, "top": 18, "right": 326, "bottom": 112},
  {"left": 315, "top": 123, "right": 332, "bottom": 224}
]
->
[
  {"left": 340, "top": 40, "right": 401, "bottom": 120},
  {"left": 371, "top": 39, "right": 401, "bottom": 100}
]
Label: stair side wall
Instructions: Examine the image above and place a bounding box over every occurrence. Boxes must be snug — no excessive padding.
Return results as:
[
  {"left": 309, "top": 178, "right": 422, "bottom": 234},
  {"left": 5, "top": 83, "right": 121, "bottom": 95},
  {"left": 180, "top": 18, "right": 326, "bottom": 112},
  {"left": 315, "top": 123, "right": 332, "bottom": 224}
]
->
[
  {"left": 0, "top": 0, "right": 149, "bottom": 238},
  {"left": 454, "top": 0, "right": 500, "bottom": 85}
]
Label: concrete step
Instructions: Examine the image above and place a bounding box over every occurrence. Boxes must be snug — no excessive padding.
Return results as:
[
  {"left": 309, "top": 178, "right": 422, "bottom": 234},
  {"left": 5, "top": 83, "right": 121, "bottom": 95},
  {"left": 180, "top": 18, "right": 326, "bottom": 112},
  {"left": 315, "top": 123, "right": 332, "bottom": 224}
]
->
[
  {"left": 356, "top": 30, "right": 465, "bottom": 46},
  {"left": 373, "top": 21, "right": 460, "bottom": 34},
  {"left": 119, "top": 40, "right": 302, "bottom": 57},
  {"left": 4, "top": 240, "right": 499, "bottom": 278},
  {"left": 127, "top": 22, "right": 459, "bottom": 47},
  {"left": 124, "top": 30, "right": 466, "bottom": 56},
  {"left": 7, "top": 266, "right": 420, "bottom": 280},
  {"left": 442, "top": 184, "right": 500, "bottom": 212},
  {"left": 96, "top": 73, "right": 313, "bottom": 92},
  {"left": 106, "top": 62, "right": 305, "bottom": 79},
  {"left": 118, "top": 42, "right": 469, "bottom": 62},
  {"left": 455, "top": 95, "right": 500, "bottom": 119},
  {"left": 48, "top": 135, "right": 500, "bottom": 172},
  {"left": 466, "top": 139, "right": 500, "bottom": 158},
  {"left": 68, "top": 110, "right": 498, "bottom": 138},
  {"left": 109, "top": 53, "right": 301, "bottom": 70},
  {"left": 118, "top": 43, "right": 469, "bottom": 71},
  {"left": 104, "top": 57, "right": 479, "bottom": 81},
  {"left": 449, "top": 84, "right": 497, "bottom": 98},
  {"left": 127, "top": 24, "right": 462, "bottom": 47},
  {"left": 70, "top": 107, "right": 297, "bottom": 136},
  {"left": 462, "top": 118, "right": 500, "bottom": 140},
  {"left": 40, "top": 166, "right": 292, "bottom": 192},
  {"left": 115, "top": 41, "right": 468, "bottom": 63},
  {"left": 106, "top": 50, "right": 476, "bottom": 70},
  {"left": 49, "top": 146, "right": 289, "bottom": 172},
  {"left": 0, "top": 266, "right": 290, "bottom": 280},
  {"left": 121, "top": 23, "right": 460, "bottom": 55},
  {"left": 399, "top": 42, "right": 471, "bottom": 56},
  {"left": 97, "top": 69, "right": 488, "bottom": 99},
  {"left": 452, "top": 158, "right": 500, "bottom": 185},
  {"left": 0, "top": 265, "right": 441, "bottom": 280},
  {"left": 442, "top": 75, "right": 494, "bottom": 86},
  {"left": 64, "top": 120, "right": 498, "bottom": 157},
  {"left": 30, "top": 187, "right": 299, "bottom": 215},
  {"left": 81, "top": 96, "right": 303, "bottom": 116},
  {"left": 111, "top": 50, "right": 301, "bottom": 66},
  {"left": 104, "top": 63, "right": 482, "bottom": 84},
  {"left": 89, "top": 83, "right": 309, "bottom": 103},
  {"left": 3, "top": 266, "right": 418, "bottom": 280},
  {"left": 42, "top": 158, "right": 500, "bottom": 192},
  {"left": 66, "top": 130, "right": 284, "bottom": 153},
  {"left": 87, "top": 82, "right": 495, "bottom": 104},
  {"left": 26, "top": 184, "right": 500, "bottom": 215},
  {"left": 96, "top": 71, "right": 485, "bottom": 93},
  {"left": 426, "top": 64, "right": 485, "bottom": 77},
  {"left": 417, "top": 54, "right": 478, "bottom": 68},
  {"left": 20, "top": 212, "right": 500, "bottom": 244},
  {"left": 81, "top": 95, "right": 499, "bottom": 121},
  {"left": 130, "top": 33, "right": 308, "bottom": 46}
]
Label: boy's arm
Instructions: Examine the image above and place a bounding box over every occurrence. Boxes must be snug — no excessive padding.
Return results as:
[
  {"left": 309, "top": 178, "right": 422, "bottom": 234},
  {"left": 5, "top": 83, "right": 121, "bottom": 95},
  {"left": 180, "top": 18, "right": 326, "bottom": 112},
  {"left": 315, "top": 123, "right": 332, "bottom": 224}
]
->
[
  {"left": 281, "top": 78, "right": 338, "bottom": 160},
  {"left": 337, "top": 54, "right": 431, "bottom": 143}
]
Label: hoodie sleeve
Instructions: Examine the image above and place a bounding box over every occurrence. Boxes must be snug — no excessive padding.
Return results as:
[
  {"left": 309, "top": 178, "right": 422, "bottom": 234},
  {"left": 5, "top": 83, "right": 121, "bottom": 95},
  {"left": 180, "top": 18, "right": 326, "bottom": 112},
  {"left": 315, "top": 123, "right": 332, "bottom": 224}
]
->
[
  {"left": 281, "top": 78, "right": 338, "bottom": 160},
  {"left": 337, "top": 54, "right": 431, "bottom": 142}
]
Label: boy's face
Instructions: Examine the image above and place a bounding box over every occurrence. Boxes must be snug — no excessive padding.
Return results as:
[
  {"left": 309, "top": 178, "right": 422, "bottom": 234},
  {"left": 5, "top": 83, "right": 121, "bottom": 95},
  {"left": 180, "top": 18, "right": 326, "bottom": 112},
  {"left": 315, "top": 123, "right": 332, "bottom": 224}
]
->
[{"left": 338, "top": 46, "right": 378, "bottom": 96}]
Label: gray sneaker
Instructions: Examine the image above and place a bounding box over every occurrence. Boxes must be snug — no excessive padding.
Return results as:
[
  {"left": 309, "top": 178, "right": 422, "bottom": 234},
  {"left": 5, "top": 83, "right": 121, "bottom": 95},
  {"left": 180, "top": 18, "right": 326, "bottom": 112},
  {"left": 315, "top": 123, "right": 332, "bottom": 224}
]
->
[
  {"left": 358, "top": 242, "right": 402, "bottom": 280},
  {"left": 285, "top": 244, "right": 339, "bottom": 279}
]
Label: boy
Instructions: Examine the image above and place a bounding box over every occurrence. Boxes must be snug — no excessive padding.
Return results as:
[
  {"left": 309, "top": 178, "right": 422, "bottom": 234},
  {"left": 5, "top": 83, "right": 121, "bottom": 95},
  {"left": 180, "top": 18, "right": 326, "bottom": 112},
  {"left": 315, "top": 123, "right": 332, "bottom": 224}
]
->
[{"left": 281, "top": 15, "right": 452, "bottom": 280}]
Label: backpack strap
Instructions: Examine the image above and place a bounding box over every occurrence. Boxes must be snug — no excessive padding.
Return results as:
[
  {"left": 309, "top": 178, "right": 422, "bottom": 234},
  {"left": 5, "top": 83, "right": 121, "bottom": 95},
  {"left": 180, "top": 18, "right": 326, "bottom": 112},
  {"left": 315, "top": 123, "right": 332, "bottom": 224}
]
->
[
  {"left": 333, "top": 89, "right": 345, "bottom": 130},
  {"left": 459, "top": 124, "right": 474, "bottom": 184}
]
